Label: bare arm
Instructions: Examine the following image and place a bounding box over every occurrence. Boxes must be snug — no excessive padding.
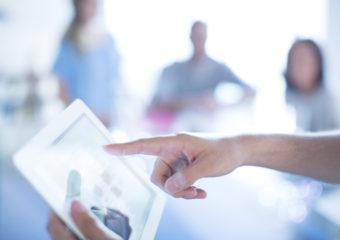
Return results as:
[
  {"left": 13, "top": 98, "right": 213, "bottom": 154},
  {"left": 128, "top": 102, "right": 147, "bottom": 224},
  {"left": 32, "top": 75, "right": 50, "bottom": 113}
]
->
[
  {"left": 104, "top": 132, "right": 340, "bottom": 199},
  {"left": 239, "top": 133, "right": 340, "bottom": 183}
]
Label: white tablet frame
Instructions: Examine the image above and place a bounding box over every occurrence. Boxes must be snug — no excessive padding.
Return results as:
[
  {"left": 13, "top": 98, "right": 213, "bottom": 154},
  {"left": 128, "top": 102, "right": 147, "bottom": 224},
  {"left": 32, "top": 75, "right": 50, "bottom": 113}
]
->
[{"left": 13, "top": 99, "right": 166, "bottom": 240}]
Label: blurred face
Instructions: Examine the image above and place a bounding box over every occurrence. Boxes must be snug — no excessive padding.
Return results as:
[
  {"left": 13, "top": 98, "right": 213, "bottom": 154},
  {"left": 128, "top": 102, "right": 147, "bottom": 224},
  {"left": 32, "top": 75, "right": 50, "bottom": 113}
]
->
[
  {"left": 190, "top": 23, "right": 207, "bottom": 54},
  {"left": 74, "top": 0, "right": 97, "bottom": 24},
  {"left": 288, "top": 43, "right": 320, "bottom": 93}
]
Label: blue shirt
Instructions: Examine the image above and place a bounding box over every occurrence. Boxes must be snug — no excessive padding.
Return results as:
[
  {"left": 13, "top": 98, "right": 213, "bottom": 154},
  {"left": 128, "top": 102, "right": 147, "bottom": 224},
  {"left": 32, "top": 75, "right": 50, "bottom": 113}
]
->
[{"left": 53, "top": 35, "right": 120, "bottom": 116}]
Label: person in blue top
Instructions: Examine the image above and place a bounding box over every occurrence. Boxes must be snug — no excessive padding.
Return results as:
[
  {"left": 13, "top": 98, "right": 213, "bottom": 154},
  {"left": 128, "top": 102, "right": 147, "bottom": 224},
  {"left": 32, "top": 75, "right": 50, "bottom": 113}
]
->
[{"left": 53, "top": 0, "right": 120, "bottom": 126}]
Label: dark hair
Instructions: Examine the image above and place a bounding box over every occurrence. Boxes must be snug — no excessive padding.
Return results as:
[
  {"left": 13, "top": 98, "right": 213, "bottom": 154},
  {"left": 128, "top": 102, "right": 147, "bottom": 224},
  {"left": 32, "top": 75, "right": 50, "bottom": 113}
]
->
[{"left": 284, "top": 39, "right": 324, "bottom": 90}]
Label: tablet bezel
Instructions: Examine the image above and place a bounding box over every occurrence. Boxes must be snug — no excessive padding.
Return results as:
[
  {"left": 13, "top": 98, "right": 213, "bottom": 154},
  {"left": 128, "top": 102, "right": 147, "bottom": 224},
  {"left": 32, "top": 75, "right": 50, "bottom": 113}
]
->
[{"left": 13, "top": 99, "right": 166, "bottom": 240}]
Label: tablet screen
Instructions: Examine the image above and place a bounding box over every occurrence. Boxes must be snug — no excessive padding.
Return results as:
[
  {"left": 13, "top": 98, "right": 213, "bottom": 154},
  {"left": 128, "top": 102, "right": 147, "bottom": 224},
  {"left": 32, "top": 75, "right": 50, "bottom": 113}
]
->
[{"left": 33, "top": 114, "right": 156, "bottom": 240}]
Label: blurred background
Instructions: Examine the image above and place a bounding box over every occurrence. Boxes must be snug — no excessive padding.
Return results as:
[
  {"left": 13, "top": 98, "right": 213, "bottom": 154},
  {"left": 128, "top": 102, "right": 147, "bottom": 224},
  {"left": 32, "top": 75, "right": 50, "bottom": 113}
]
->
[{"left": 1, "top": 0, "right": 340, "bottom": 239}]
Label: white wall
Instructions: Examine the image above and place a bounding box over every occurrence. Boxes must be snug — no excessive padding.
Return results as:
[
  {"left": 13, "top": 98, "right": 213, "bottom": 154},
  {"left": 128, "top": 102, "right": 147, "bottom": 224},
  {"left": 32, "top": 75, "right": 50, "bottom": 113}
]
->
[{"left": 0, "top": 0, "right": 71, "bottom": 75}]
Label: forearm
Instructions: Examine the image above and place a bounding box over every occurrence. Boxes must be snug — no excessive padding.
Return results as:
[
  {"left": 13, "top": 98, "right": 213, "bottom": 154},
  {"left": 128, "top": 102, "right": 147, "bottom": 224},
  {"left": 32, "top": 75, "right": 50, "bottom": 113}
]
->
[
  {"left": 235, "top": 133, "right": 340, "bottom": 183},
  {"left": 106, "top": 132, "right": 340, "bottom": 199}
]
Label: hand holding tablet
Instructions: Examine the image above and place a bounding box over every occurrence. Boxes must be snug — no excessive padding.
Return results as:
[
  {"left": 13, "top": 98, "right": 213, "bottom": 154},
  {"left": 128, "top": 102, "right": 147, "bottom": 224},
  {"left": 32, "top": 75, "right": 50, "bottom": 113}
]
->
[
  {"left": 48, "top": 201, "right": 117, "bottom": 240},
  {"left": 13, "top": 100, "right": 165, "bottom": 240}
]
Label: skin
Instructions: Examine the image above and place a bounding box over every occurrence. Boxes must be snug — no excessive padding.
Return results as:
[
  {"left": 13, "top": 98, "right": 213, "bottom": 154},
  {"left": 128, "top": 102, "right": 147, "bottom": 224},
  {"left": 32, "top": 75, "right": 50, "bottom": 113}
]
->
[
  {"left": 73, "top": 0, "right": 98, "bottom": 25},
  {"left": 103, "top": 133, "right": 340, "bottom": 199},
  {"left": 287, "top": 42, "right": 320, "bottom": 94},
  {"left": 190, "top": 22, "right": 208, "bottom": 62},
  {"left": 47, "top": 201, "right": 116, "bottom": 240}
]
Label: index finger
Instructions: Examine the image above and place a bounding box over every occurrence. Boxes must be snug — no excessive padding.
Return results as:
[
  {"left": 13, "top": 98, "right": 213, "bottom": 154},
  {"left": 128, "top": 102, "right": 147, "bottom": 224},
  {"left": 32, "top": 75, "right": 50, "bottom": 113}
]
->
[{"left": 103, "top": 136, "right": 176, "bottom": 156}]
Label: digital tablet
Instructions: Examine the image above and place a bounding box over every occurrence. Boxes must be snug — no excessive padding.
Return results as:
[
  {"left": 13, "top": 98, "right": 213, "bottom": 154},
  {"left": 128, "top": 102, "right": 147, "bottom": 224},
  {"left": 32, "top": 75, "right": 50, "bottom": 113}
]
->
[{"left": 13, "top": 99, "right": 166, "bottom": 240}]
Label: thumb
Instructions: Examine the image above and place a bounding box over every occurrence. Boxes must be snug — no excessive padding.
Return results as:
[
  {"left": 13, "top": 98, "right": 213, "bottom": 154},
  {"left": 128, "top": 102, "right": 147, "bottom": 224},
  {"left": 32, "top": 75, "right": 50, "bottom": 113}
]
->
[
  {"left": 71, "top": 201, "right": 111, "bottom": 240},
  {"left": 164, "top": 162, "right": 204, "bottom": 193}
]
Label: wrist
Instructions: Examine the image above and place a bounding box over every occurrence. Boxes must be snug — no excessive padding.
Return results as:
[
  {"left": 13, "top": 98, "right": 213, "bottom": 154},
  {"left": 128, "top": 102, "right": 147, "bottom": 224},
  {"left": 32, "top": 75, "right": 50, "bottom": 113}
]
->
[
  {"left": 233, "top": 135, "right": 257, "bottom": 167},
  {"left": 218, "top": 135, "right": 255, "bottom": 168}
]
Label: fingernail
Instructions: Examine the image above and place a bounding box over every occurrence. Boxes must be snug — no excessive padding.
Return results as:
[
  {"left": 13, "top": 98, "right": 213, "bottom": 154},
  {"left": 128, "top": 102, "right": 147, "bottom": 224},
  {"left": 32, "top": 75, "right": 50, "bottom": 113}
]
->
[{"left": 72, "top": 201, "right": 87, "bottom": 214}]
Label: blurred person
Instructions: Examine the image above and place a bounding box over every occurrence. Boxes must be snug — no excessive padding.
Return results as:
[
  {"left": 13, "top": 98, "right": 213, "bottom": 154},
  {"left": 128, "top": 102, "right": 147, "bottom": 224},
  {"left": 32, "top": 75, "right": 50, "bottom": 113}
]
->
[
  {"left": 150, "top": 21, "right": 255, "bottom": 114},
  {"left": 284, "top": 39, "right": 338, "bottom": 132},
  {"left": 53, "top": 0, "right": 120, "bottom": 126}
]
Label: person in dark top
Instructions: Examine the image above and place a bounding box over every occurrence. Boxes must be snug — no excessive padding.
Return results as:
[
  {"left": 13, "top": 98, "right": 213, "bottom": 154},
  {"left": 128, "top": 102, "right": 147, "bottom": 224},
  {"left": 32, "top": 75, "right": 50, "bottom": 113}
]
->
[{"left": 284, "top": 39, "right": 338, "bottom": 131}]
